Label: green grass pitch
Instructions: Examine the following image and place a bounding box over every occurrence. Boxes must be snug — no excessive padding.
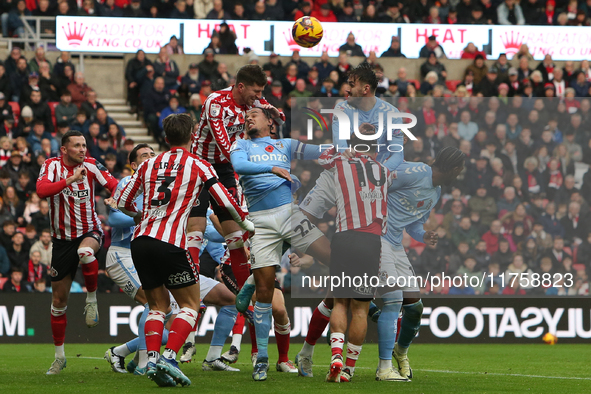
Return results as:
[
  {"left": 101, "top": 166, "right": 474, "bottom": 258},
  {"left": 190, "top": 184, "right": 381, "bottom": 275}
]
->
[{"left": 1, "top": 343, "right": 589, "bottom": 393}]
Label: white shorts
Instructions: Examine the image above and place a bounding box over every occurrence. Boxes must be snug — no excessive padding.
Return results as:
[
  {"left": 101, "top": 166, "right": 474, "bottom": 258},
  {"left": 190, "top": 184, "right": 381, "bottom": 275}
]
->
[
  {"left": 250, "top": 204, "right": 324, "bottom": 270},
  {"left": 198, "top": 274, "right": 218, "bottom": 301},
  {"left": 299, "top": 169, "right": 336, "bottom": 219},
  {"left": 379, "top": 239, "right": 419, "bottom": 292},
  {"left": 106, "top": 246, "right": 141, "bottom": 300}
]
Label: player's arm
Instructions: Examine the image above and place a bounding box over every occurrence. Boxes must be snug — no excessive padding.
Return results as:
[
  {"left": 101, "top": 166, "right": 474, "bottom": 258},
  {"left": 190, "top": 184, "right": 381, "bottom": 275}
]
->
[
  {"left": 205, "top": 213, "right": 225, "bottom": 244},
  {"left": 86, "top": 159, "right": 119, "bottom": 195},
  {"left": 36, "top": 161, "right": 87, "bottom": 199},
  {"left": 206, "top": 98, "right": 234, "bottom": 161},
  {"left": 257, "top": 100, "right": 286, "bottom": 125},
  {"left": 382, "top": 108, "right": 405, "bottom": 169},
  {"left": 230, "top": 141, "right": 292, "bottom": 181},
  {"left": 317, "top": 146, "right": 338, "bottom": 169},
  {"left": 198, "top": 161, "right": 254, "bottom": 232},
  {"left": 116, "top": 164, "right": 145, "bottom": 218},
  {"left": 108, "top": 179, "right": 137, "bottom": 228},
  {"left": 292, "top": 140, "right": 322, "bottom": 160}
]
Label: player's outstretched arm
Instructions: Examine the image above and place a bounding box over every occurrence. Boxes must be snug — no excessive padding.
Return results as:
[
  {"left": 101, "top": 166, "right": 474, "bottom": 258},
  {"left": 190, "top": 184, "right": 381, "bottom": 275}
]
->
[
  {"left": 116, "top": 165, "right": 145, "bottom": 218},
  {"left": 404, "top": 220, "right": 428, "bottom": 245},
  {"left": 207, "top": 181, "right": 254, "bottom": 232}
]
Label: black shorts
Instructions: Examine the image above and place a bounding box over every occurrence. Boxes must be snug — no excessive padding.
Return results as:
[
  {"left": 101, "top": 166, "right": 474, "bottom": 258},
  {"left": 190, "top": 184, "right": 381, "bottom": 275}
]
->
[
  {"left": 190, "top": 163, "right": 242, "bottom": 222},
  {"left": 329, "top": 230, "right": 381, "bottom": 299},
  {"left": 50, "top": 231, "right": 103, "bottom": 282},
  {"left": 130, "top": 236, "right": 199, "bottom": 291}
]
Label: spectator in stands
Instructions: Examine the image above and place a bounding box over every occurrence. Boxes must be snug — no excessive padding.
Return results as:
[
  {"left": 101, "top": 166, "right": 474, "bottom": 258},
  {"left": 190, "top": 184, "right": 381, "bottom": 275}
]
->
[
  {"left": 0, "top": 92, "right": 12, "bottom": 123},
  {"left": 265, "top": 80, "right": 287, "bottom": 109},
  {"left": 179, "top": 63, "right": 204, "bottom": 105},
  {"left": 0, "top": 65, "right": 12, "bottom": 102},
  {"left": 15, "top": 171, "right": 34, "bottom": 202},
  {"left": 198, "top": 49, "right": 219, "bottom": 80},
  {"left": 540, "top": 201, "right": 564, "bottom": 238},
  {"left": 311, "top": 51, "right": 334, "bottom": 81},
  {"left": 2, "top": 268, "right": 30, "bottom": 292},
  {"left": 542, "top": 236, "right": 570, "bottom": 270},
  {"left": 0, "top": 238, "right": 9, "bottom": 277},
  {"left": 187, "top": 94, "right": 202, "bottom": 122},
  {"left": 170, "top": 1, "right": 190, "bottom": 18},
  {"left": 55, "top": 91, "right": 77, "bottom": 125},
  {"left": 97, "top": 0, "right": 123, "bottom": 16},
  {"left": 281, "top": 63, "right": 298, "bottom": 94},
  {"left": 452, "top": 216, "right": 481, "bottom": 249},
  {"left": 211, "top": 63, "right": 232, "bottom": 91},
  {"left": 293, "top": 1, "right": 312, "bottom": 20},
  {"left": 91, "top": 133, "right": 117, "bottom": 166},
  {"left": 288, "top": 79, "right": 312, "bottom": 98},
  {"left": 251, "top": 0, "right": 268, "bottom": 20},
  {"left": 68, "top": 72, "right": 92, "bottom": 108},
  {"left": 143, "top": 77, "right": 169, "bottom": 140},
  {"left": 380, "top": 1, "right": 409, "bottom": 23},
  {"left": 194, "top": 0, "right": 214, "bottom": 19},
  {"left": 94, "top": 107, "right": 117, "bottom": 136},
  {"left": 419, "top": 35, "right": 446, "bottom": 58},
  {"left": 26, "top": 90, "right": 52, "bottom": 133},
  {"left": 125, "top": 50, "right": 152, "bottom": 113},
  {"left": 497, "top": 0, "right": 525, "bottom": 25},
  {"left": 265, "top": 0, "right": 284, "bottom": 20},
  {"left": 420, "top": 52, "right": 447, "bottom": 82},
  {"left": 84, "top": 121, "right": 100, "bottom": 153},
  {"left": 312, "top": 3, "right": 337, "bottom": 22},
  {"left": 20, "top": 72, "right": 42, "bottom": 107},
  {"left": 158, "top": 95, "right": 185, "bottom": 133},
  {"left": 199, "top": 80, "right": 212, "bottom": 103},
  {"left": 205, "top": 0, "right": 225, "bottom": 19},
  {"left": 107, "top": 123, "right": 125, "bottom": 151},
  {"left": 339, "top": 32, "right": 364, "bottom": 57},
  {"left": 380, "top": 36, "right": 405, "bottom": 58},
  {"left": 124, "top": 0, "right": 148, "bottom": 17},
  {"left": 28, "top": 47, "right": 52, "bottom": 75},
  {"left": 3, "top": 0, "right": 30, "bottom": 38},
  {"left": 27, "top": 121, "right": 57, "bottom": 157},
  {"left": 560, "top": 201, "right": 588, "bottom": 243},
  {"left": 153, "top": 46, "right": 180, "bottom": 92},
  {"left": 9, "top": 57, "right": 29, "bottom": 102},
  {"left": 0, "top": 221, "right": 16, "bottom": 249}
]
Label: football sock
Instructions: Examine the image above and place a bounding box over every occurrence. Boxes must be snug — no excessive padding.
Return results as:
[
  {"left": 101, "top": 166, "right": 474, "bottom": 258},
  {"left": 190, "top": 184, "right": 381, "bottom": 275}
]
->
[
  {"left": 253, "top": 302, "right": 272, "bottom": 360},
  {"left": 78, "top": 247, "right": 98, "bottom": 296},
  {"left": 397, "top": 300, "right": 424, "bottom": 350},
  {"left": 145, "top": 310, "right": 165, "bottom": 362},
  {"left": 187, "top": 231, "right": 203, "bottom": 271},
  {"left": 378, "top": 358, "right": 392, "bottom": 370},
  {"left": 231, "top": 313, "right": 245, "bottom": 351},
  {"left": 138, "top": 304, "right": 149, "bottom": 352},
  {"left": 207, "top": 305, "right": 237, "bottom": 361},
  {"left": 118, "top": 340, "right": 136, "bottom": 356},
  {"left": 138, "top": 350, "right": 148, "bottom": 369},
  {"left": 304, "top": 301, "right": 331, "bottom": 348},
  {"left": 300, "top": 342, "right": 315, "bottom": 358},
  {"left": 330, "top": 332, "right": 345, "bottom": 358},
  {"left": 163, "top": 307, "right": 198, "bottom": 359},
  {"left": 378, "top": 290, "right": 403, "bottom": 361},
  {"left": 274, "top": 319, "right": 291, "bottom": 363},
  {"left": 345, "top": 342, "right": 362, "bottom": 374},
  {"left": 186, "top": 330, "right": 196, "bottom": 344},
  {"left": 55, "top": 344, "right": 65, "bottom": 359},
  {"left": 50, "top": 305, "right": 67, "bottom": 353},
  {"left": 248, "top": 321, "right": 258, "bottom": 353},
  {"left": 225, "top": 231, "right": 250, "bottom": 287}
]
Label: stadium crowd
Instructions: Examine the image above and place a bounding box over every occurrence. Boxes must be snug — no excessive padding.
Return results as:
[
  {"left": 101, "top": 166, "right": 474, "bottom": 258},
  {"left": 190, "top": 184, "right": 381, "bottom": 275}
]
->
[{"left": 2, "top": 2, "right": 591, "bottom": 296}]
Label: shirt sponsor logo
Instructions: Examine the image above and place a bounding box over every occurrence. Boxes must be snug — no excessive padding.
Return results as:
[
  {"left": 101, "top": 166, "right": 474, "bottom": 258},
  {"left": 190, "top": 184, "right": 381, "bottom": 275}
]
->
[
  {"left": 168, "top": 271, "right": 193, "bottom": 286},
  {"left": 250, "top": 153, "right": 289, "bottom": 163},
  {"left": 63, "top": 188, "right": 90, "bottom": 199}
]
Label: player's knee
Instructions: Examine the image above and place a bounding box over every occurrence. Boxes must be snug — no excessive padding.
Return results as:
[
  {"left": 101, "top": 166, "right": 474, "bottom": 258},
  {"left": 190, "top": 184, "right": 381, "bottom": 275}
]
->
[
  {"left": 77, "top": 247, "right": 95, "bottom": 264},
  {"left": 255, "top": 285, "right": 274, "bottom": 303},
  {"left": 272, "top": 306, "right": 288, "bottom": 323}
]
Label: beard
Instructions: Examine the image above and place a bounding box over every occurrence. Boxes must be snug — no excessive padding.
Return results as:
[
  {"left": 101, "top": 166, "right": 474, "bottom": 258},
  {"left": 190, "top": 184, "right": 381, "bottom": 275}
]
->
[{"left": 247, "top": 127, "right": 259, "bottom": 137}]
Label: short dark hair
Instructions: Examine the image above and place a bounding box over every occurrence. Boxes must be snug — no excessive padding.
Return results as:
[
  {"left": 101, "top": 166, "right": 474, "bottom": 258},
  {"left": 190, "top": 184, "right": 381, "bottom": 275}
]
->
[
  {"left": 61, "top": 130, "right": 85, "bottom": 146},
  {"left": 18, "top": 171, "right": 30, "bottom": 179},
  {"left": 236, "top": 65, "right": 267, "bottom": 87},
  {"left": 129, "top": 143, "right": 154, "bottom": 164},
  {"left": 162, "top": 113, "right": 194, "bottom": 146},
  {"left": 33, "top": 120, "right": 44, "bottom": 126},
  {"left": 348, "top": 62, "right": 379, "bottom": 92},
  {"left": 41, "top": 228, "right": 51, "bottom": 235},
  {"left": 105, "top": 153, "right": 117, "bottom": 161},
  {"left": 432, "top": 147, "right": 466, "bottom": 173}
]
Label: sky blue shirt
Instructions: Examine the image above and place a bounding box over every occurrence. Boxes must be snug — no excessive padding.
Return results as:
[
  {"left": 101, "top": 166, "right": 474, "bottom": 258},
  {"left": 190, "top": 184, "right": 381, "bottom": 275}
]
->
[
  {"left": 109, "top": 176, "right": 142, "bottom": 249},
  {"left": 230, "top": 137, "right": 320, "bottom": 212},
  {"left": 382, "top": 161, "right": 441, "bottom": 250},
  {"left": 332, "top": 98, "right": 405, "bottom": 166}
]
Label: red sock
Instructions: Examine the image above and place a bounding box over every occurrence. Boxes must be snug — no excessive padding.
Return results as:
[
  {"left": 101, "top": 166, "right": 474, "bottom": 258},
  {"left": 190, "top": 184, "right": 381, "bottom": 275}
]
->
[
  {"left": 233, "top": 313, "right": 245, "bottom": 335},
  {"left": 345, "top": 358, "right": 356, "bottom": 368},
  {"left": 225, "top": 231, "right": 250, "bottom": 288},
  {"left": 187, "top": 231, "right": 203, "bottom": 272},
  {"left": 145, "top": 311, "right": 165, "bottom": 354},
  {"left": 248, "top": 321, "right": 258, "bottom": 354},
  {"left": 165, "top": 308, "right": 197, "bottom": 353},
  {"left": 50, "top": 310, "right": 67, "bottom": 346},
  {"left": 275, "top": 321, "right": 291, "bottom": 363},
  {"left": 306, "top": 306, "right": 330, "bottom": 346},
  {"left": 80, "top": 259, "right": 98, "bottom": 293}
]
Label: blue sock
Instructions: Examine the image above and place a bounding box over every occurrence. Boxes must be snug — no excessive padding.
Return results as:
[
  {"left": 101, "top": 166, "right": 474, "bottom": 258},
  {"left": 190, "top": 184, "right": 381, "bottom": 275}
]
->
[
  {"left": 378, "top": 290, "right": 403, "bottom": 360},
  {"left": 125, "top": 337, "right": 140, "bottom": 353},
  {"left": 253, "top": 302, "right": 272, "bottom": 361},
  {"left": 138, "top": 304, "right": 149, "bottom": 351},
  {"left": 211, "top": 305, "right": 238, "bottom": 347},
  {"left": 397, "top": 300, "right": 423, "bottom": 349},
  {"left": 161, "top": 328, "right": 169, "bottom": 345}
]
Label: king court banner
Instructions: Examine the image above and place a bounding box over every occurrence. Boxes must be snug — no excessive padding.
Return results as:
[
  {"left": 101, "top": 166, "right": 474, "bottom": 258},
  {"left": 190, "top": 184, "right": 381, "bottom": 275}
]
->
[{"left": 1, "top": 294, "right": 591, "bottom": 344}]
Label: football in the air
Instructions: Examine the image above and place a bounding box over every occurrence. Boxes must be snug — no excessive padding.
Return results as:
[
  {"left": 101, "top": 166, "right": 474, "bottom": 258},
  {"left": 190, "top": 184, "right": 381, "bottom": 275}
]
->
[
  {"left": 292, "top": 16, "right": 324, "bottom": 48},
  {"left": 542, "top": 332, "right": 558, "bottom": 345}
]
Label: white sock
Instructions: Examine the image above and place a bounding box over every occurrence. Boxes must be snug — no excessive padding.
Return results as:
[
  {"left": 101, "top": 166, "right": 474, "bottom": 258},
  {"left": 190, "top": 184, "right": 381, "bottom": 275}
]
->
[
  {"left": 300, "top": 341, "right": 315, "bottom": 358},
  {"left": 378, "top": 359, "right": 392, "bottom": 370},
  {"left": 162, "top": 349, "right": 176, "bottom": 360},
  {"left": 206, "top": 345, "right": 223, "bottom": 361},
  {"left": 86, "top": 291, "right": 97, "bottom": 303},
  {"left": 148, "top": 351, "right": 159, "bottom": 364},
  {"left": 245, "top": 274, "right": 255, "bottom": 286},
  {"left": 55, "top": 344, "right": 65, "bottom": 359},
  {"left": 138, "top": 350, "right": 148, "bottom": 368},
  {"left": 186, "top": 331, "right": 196, "bottom": 344},
  {"left": 231, "top": 334, "right": 242, "bottom": 351},
  {"left": 114, "top": 344, "right": 132, "bottom": 357}
]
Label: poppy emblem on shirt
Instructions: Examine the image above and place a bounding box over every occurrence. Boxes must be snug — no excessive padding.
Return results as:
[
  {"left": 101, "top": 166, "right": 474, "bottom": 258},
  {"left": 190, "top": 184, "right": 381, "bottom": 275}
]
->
[
  {"left": 417, "top": 200, "right": 424, "bottom": 208},
  {"left": 265, "top": 145, "right": 274, "bottom": 153}
]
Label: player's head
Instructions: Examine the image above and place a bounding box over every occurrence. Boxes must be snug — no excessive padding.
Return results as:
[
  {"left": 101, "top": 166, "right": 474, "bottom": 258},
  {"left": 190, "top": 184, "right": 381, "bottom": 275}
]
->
[
  {"left": 346, "top": 62, "right": 378, "bottom": 103},
  {"left": 235, "top": 65, "right": 267, "bottom": 106},
  {"left": 245, "top": 107, "right": 274, "bottom": 138},
  {"left": 431, "top": 147, "right": 466, "bottom": 185},
  {"left": 60, "top": 130, "right": 86, "bottom": 164},
  {"left": 129, "top": 143, "right": 155, "bottom": 170},
  {"left": 162, "top": 113, "right": 194, "bottom": 147},
  {"left": 348, "top": 128, "right": 379, "bottom": 158}
]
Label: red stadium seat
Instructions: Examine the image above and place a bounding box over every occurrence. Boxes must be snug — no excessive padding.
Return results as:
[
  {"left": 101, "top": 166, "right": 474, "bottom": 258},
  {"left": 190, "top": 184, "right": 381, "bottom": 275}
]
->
[
  {"left": 0, "top": 277, "right": 7, "bottom": 288},
  {"left": 407, "top": 79, "right": 420, "bottom": 89},
  {"left": 445, "top": 80, "right": 461, "bottom": 92},
  {"left": 48, "top": 102, "right": 59, "bottom": 129}
]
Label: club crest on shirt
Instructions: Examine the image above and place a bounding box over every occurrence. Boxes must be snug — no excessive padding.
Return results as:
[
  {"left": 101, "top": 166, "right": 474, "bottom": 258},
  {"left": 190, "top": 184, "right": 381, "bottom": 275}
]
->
[
  {"left": 275, "top": 141, "right": 284, "bottom": 149},
  {"left": 210, "top": 103, "right": 221, "bottom": 117},
  {"left": 49, "top": 267, "right": 58, "bottom": 277}
]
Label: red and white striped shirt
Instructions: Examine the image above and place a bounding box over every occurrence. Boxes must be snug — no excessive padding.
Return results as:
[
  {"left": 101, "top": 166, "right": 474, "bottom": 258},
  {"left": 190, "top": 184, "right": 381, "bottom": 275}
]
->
[
  {"left": 319, "top": 149, "right": 393, "bottom": 235},
  {"left": 117, "top": 147, "right": 248, "bottom": 249},
  {"left": 36, "top": 157, "right": 118, "bottom": 240},
  {"left": 192, "top": 86, "right": 285, "bottom": 164}
]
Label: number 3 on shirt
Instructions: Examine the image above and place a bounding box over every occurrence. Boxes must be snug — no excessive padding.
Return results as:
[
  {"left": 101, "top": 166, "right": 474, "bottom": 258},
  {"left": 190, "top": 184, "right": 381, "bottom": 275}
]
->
[{"left": 151, "top": 176, "right": 176, "bottom": 206}]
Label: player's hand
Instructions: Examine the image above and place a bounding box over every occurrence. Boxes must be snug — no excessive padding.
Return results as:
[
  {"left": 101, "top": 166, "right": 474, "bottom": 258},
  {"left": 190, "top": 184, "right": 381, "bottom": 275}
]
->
[
  {"left": 103, "top": 197, "right": 117, "bottom": 209},
  {"left": 359, "top": 122, "right": 375, "bottom": 135},
  {"left": 342, "top": 149, "right": 355, "bottom": 159},
  {"left": 133, "top": 214, "right": 141, "bottom": 225},
  {"left": 289, "top": 253, "right": 301, "bottom": 267},
  {"left": 423, "top": 230, "right": 438, "bottom": 246},
  {"left": 259, "top": 103, "right": 281, "bottom": 119},
  {"left": 271, "top": 166, "right": 293, "bottom": 182},
  {"left": 238, "top": 218, "right": 255, "bottom": 233},
  {"left": 68, "top": 167, "right": 87, "bottom": 185}
]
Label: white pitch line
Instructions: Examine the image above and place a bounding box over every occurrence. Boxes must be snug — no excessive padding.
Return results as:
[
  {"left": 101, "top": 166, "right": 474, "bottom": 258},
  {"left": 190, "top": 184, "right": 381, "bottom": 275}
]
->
[
  {"left": 415, "top": 369, "right": 591, "bottom": 381},
  {"left": 76, "top": 357, "right": 105, "bottom": 360}
]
